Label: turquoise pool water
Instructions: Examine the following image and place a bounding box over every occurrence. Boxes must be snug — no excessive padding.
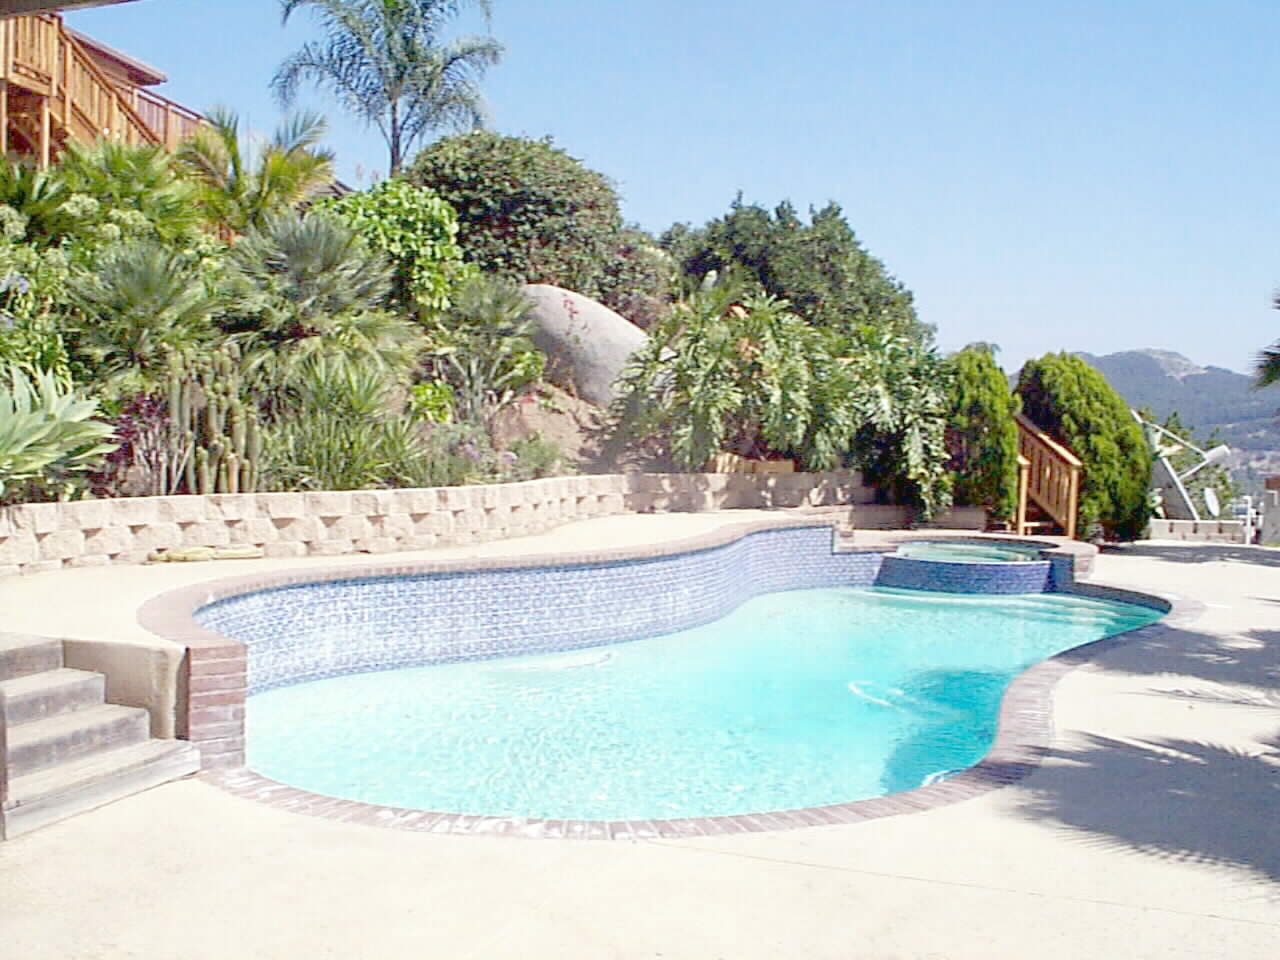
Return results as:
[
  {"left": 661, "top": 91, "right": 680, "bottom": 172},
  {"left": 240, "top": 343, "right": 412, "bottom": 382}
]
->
[
  {"left": 247, "top": 586, "right": 1160, "bottom": 820},
  {"left": 895, "top": 541, "right": 1045, "bottom": 563}
]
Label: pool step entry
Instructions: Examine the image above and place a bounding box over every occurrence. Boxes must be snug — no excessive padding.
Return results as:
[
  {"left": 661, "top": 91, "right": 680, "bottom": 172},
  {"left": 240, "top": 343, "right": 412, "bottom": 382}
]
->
[{"left": 0, "top": 633, "right": 200, "bottom": 840}]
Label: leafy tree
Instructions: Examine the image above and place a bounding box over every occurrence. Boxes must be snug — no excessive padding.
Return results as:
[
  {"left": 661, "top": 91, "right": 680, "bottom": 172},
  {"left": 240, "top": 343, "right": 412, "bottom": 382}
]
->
[
  {"left": 663, "top": 197, "right": 926, "bottom": 341},
  {"left": 223, "top": 210, "right": 422, "bottom": 392},
  {"left": 176, "top": 108, "right": 335, "bottom": 236},
  {"left": 316, "top": 178, "right": 471, "bottom": 312},
  {"left": 1016, "top": 352, "right": 1152, "bottom": 540},
  {"left": 944, "top": 344, "right": 1019, "bottom": 521},
  {"left": 274, "top": 0, "right": 503, "bottom": 176},
  {"left": 0, "top": 364, "right": 115, "bottom": 499},
  {"left": 407, "top": 132, "right": 625, "bottom": 298}
]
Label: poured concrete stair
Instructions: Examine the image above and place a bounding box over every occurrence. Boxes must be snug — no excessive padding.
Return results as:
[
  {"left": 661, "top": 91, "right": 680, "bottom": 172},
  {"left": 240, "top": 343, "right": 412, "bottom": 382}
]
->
[{"left": 1, "top": 633, "right": 200, "bottom": 839}]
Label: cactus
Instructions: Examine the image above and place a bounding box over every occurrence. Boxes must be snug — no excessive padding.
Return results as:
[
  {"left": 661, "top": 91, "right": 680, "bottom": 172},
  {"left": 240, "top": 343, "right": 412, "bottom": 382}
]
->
[{"left": 164, "top": 346, "right": 264, "bottom": 494}]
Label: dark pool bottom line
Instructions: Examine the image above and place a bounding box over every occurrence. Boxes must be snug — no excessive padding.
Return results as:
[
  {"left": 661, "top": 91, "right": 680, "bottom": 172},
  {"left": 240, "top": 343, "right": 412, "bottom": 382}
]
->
[{"left": 203, "top": 601, "right": 1197, "bottom": 840}]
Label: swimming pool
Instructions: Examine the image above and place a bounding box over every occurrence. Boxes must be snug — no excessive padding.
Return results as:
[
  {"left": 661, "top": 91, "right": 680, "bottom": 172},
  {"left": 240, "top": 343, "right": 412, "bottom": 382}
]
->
[
  {"left": 245, "top": 585, "right": 1161, "bottom": 820},
  {"left": 183, "top": 522, "right": 1163, "bottom": 833},
  {"left": 895, "top": 541, "right": 1045, "bottom": 563}
]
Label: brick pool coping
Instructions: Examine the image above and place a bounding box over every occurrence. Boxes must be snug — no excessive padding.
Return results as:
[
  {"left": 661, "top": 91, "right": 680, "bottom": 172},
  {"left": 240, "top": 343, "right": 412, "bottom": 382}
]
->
[{"left": 138, "top": 517, "right": 1189, "bottom": 839}]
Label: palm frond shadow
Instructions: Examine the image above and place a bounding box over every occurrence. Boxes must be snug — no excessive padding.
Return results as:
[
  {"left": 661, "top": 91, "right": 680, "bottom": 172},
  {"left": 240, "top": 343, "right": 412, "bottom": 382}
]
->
[
  {"left": 1012, "top": 731, "right": 1280, "bottom": 887},
  {"left": 1104, "top": 542, "right": 1280, "bottom": 569},
  {"left": 1077, "top": 625, "right": 1280, "bottom": 692}
]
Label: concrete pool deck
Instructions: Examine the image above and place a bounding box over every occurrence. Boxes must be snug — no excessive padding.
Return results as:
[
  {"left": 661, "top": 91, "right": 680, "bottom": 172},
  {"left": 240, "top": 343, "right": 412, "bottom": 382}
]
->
[{"left": 1, "top": 512, "right": 1278, "bottom": 958}]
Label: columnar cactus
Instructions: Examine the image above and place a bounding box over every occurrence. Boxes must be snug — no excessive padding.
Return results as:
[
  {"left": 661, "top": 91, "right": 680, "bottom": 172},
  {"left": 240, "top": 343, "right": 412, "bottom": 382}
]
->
[{"left": 165, "top": 347, "right": 262, "bottom": 494}]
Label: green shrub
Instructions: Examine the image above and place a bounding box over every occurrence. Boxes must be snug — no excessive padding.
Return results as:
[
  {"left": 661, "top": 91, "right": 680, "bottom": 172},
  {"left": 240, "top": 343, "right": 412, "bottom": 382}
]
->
[
  {"left": 945, "top": 345, "right": 1019, "bottom": 521},
  {"left": 0, "top": 365, "right": 116, "bottom": 500},
  {"left": 1015, "top": 352, "right": 1152, "bottom": 540},
  {"left": 316, "top": 179, "right": 472, "bottom": 313}
]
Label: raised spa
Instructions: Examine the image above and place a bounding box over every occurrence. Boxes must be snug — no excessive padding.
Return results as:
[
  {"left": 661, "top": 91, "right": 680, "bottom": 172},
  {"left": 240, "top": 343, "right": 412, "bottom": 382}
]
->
[{"left": 193, "top": 525, "right": 1161, "bottom": 822}]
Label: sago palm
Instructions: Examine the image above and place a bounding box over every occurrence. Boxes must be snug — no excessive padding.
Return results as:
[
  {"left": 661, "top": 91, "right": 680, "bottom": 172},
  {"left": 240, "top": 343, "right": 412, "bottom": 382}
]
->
[
  {"left": 273, "top": 0, "right": 503, "bottom": 175},
  {"left": 56, "top": 140, "right": 202, "bottom": 243},
  {"left": 175, "top": 108, "right": 335, "bottom": 236}
]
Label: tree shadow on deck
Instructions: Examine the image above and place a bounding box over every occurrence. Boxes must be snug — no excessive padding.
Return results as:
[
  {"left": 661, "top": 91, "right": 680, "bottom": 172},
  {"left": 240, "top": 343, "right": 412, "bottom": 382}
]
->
[
  {"left": 1105, "top": 542, "right": 1280, "bottom": 569},
  {"left": 1008, "top": 625, "right": 1280, "bottom": 888}
]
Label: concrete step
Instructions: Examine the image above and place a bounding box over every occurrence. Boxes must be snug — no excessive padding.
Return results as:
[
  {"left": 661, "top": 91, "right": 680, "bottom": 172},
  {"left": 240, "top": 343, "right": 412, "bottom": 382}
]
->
[
  {"left": 3, "top": 739, "right": 201, "bottom": 839},
  {"left": 5, "top": 703, "right": 150, "bottom": 780},
  {"left": 0, "top": 634, "right": 63, "bottom": 683},
  {"left": 1, "top": 668, "right": 105, "bottom": 726}
]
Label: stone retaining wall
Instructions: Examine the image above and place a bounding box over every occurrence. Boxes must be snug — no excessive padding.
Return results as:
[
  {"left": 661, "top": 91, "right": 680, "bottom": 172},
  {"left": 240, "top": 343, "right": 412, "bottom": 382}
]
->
[
  {"left": 1145, "top": 518, "right": 1250, "bottom": 544},
  {"left": 0, "top": 471, "right": 875, "bottom": 577}
]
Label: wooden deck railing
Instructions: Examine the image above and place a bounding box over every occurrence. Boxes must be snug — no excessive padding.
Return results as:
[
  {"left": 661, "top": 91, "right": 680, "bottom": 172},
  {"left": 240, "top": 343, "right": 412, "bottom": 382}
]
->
[
  {"left": 1, "top": 13, "right": 203, "bottom": 162},
  {"left": 1015, "top": 412, "right": 1083, "bottom": 538}
]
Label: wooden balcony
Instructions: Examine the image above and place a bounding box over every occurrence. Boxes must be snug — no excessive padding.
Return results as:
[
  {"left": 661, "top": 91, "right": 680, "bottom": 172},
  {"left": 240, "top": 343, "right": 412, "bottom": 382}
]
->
[
  {"left": 1014, "top": 411, "right": 1082, "bottom": 538},
  {"left": 0, "top": 12, "right": 202, "bottom": 165}
]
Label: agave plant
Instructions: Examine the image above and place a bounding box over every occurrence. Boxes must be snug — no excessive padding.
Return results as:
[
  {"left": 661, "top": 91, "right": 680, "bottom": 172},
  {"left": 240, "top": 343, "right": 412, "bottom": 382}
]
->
[{"left": 0, "top": 365, "right": 116, "bottom": 497}]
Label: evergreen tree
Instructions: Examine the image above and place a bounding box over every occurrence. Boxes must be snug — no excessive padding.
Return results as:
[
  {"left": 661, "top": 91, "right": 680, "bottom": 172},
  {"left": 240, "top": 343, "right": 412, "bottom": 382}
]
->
[
  {"left": 1016, "top": 352, "right": 1152, "bottom": 540},
  {"left": 945, "top": 344, "right": 1019, "bottom": 522}
]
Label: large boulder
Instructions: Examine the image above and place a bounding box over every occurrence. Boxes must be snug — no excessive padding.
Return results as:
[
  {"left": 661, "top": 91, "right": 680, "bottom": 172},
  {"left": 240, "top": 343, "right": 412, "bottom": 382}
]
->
[{"left": 521, "top": 284, "right": 647, "bottom": 409}]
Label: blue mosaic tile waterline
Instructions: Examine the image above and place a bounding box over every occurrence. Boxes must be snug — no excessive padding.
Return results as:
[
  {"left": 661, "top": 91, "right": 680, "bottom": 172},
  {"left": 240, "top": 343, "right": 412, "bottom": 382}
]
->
[{"left": 194, "top": 527, "right": 1086, "bottom": 694}]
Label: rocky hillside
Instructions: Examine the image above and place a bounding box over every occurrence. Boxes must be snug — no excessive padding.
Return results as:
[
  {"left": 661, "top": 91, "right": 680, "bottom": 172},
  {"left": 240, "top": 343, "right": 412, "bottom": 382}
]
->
[{"left": 1073, "top": 350, "right": 1280, "bottom": 495}]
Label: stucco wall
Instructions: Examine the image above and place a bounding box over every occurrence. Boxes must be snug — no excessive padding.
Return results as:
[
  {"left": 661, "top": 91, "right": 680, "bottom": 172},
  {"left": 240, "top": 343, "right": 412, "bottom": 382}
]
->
[{"left": 0, "top": 471, "right": 882, "bottom": 578}]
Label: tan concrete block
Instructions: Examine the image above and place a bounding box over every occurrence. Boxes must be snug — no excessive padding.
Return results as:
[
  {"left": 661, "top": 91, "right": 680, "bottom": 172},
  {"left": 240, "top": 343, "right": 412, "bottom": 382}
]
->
[
  {"left": 403, "top": 533, "right": 437, "bottom": 550},
  {"left": 316, "top": 514, "right": 368, "bottom": 540},
  {"left": 234, "top": 517, "right": 280, "bottom": 543},
  {"left": 352, "top": 490, "right": 394, "bottom": 515},
  {"left": 374, "top": 513, "right": 414, "bottom": 540},
  {"left": 9, "top": 502, "right": 59, "bottom": 534},
  {"left": 271, "top": 517, "right": 322, "bottom": 542},
  {"left": 0, "top": 564, "right": 20, "bottom": 578},
  {"left": 311, "top": 539, "right": 353, "bottom": 556},
  {"left": 61, "top": 498, "right": 110, "bottom": 529},
  {"left": 206, "top": 494, "right": 258, "bottom": 521},
  {"left": 179, "top": 520, "right": 233, "bottom": 547},
  {"left": 437, "top": 486, "right": 468, "bottom": 510},
  {"left": 127, "top": 522, "right": 182, "bottom": 551},
  {"left": 83, "top": 526, "right": 130, "bottom": 556},
  {"left": 303, "top": 491, "right": 353, "bottom": 517},
  {"left": 258, "top": 493, "right": 305, "bottom": 519},
  {"left": 263, "top": 542, "right": 307, "bottom": 558},
  {"left": 354, "top": 537, "right": 397, "bottom": 554},
  {"left": 154, "top": 496, "right": 208, "bottom": 523},
  {"left": 112, "top": 498, "right": 159, "bottom": 525},
  {"left": 599, "top": 492, "right": 625, "bottom": 515},
  {"left": 399, "top": 488, "right": 438, "bottom": 513},
  {"left": 37, "top": 527, "right": 85, "bottom": 561},
  {"left": 0, "top": 531, "right": 38, "bottom": 565}
]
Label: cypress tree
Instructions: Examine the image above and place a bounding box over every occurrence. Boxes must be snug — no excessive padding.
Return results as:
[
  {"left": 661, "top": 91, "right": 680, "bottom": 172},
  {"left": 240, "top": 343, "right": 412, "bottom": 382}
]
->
[
  {"left": 945, "top": 345, "right": 1019, "bottom": 522},
  {"left": 1015, "top": 353, "right": 1152, "bottom": 540}
]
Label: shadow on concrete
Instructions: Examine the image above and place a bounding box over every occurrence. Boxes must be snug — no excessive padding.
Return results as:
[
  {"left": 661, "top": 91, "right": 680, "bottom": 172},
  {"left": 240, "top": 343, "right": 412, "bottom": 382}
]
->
[
  {"left": 1106, "top": 542, "right": 1280, "bottom": 568},
  {"left": 1008, "top": 623, "right": 1280, "bottom": 886},
  {"left": 1011, "top": 730, "right": 1280, "bottom": 886}
]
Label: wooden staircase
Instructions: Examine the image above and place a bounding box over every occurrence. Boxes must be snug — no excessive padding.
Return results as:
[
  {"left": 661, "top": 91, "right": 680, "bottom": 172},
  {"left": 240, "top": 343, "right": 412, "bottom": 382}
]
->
[
  {"left": 1014, "top": 412, "right": 1082, "bottom": 538},
  {"left": 0, "top": 12, "right": 202, "bottom": 166}
]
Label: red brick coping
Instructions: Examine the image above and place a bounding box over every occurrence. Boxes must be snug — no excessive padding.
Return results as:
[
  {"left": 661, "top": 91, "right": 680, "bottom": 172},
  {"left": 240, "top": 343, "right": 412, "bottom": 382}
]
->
[{"left": 138, "top": 520, "right": 1188, "bottom": 838}]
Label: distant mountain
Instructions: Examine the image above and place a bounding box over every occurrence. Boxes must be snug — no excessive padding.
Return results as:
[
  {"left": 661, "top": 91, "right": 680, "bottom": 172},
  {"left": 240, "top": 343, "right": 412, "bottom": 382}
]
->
[
  {"left": 1071, "top": 350, "right": 1279, "bottom": 451},
  {"left": 1058, "top": 350, "right": 1280, "bottom": 496}
]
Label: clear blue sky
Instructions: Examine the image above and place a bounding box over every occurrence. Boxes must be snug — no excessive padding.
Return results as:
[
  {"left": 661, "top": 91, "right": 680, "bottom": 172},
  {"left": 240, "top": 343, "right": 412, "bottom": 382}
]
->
[{"left": 70, "top": 0, "right": 1278, "bottom": 377}]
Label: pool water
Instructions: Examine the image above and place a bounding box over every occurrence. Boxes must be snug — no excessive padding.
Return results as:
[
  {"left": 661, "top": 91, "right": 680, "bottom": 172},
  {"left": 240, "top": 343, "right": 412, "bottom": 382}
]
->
[
  {"left": 895, "top": 541, "right": 1045, "bottom": 563},
  {"left": 247, "top": 586, "right": 1160, "bottom": 820}
]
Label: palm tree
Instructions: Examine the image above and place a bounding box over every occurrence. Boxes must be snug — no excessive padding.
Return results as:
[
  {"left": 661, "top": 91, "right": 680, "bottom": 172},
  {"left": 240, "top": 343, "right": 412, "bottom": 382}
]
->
[
  {"left": 223, "top": 210, "right": 423, "bottom": 392},
  {"left": 273, "top": 0, "right": 503, "bottom": 176},
  {"left": 1256, "top": 294, "right": 1280, "bottom": 387},
  {"left": 175, "top": 108, "right": 335, "bottom": 237},
  {"left": 57, "top": 140, "right": 202, "bottom": 244}
]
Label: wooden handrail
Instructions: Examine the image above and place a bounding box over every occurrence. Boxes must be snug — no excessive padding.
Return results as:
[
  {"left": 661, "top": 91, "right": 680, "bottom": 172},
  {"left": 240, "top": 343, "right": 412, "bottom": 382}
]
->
[
  {"left": 1014, "top": 412, "right": 1082, "bottom": 538},
  {"left": 4, "top": 13, "right": 204, "bottom": 159}
]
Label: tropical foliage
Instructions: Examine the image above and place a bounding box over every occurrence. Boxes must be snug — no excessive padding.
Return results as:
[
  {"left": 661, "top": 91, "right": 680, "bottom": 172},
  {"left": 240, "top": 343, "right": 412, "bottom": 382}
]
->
[
  {"left": 274, "top": 0, "right": 503, "bottom": 176},
  {"left": 176, "top": 108, "right": 335, "bottom": 236},
  {"left": 317, "top": 178, "right": 471, "bottom": 312},
  {"left": 944, "top": 344, "right": 1020, "bottom": 521},
  {"left": 0, "top": 365, "right": 115, "bottom": 499},
  {"left": 1016, "top": 352, "right": 1152, "bottom": 540}
]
